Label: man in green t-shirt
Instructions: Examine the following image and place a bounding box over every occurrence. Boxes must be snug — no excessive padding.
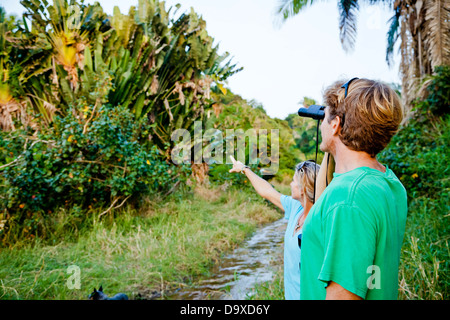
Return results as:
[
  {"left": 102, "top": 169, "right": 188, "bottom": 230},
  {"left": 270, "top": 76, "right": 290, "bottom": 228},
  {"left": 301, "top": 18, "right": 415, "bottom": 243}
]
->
[{"left": 300, "top": 78, "right": 407, "bottom": 300}]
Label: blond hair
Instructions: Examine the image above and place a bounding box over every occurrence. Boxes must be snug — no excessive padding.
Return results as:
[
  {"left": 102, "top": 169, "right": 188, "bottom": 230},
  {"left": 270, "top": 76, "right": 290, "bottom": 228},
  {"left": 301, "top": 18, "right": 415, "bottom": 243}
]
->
[
  {"left": 323, "top": 78, "right": 403, "bottom": 157},
  {"left": 295, "top": 161, "right": 320, "bottom": 204}
]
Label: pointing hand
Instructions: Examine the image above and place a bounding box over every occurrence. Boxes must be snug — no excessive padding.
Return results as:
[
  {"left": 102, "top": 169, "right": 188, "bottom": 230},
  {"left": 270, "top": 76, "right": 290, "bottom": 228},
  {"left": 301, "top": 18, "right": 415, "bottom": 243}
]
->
[{"left": 229, "top": 155, "right": 246, "bottom": 173}]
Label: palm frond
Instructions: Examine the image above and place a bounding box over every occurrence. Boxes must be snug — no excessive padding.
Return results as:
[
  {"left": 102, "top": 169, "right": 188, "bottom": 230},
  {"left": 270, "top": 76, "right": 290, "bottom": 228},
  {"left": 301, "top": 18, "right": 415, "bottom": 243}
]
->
[
  {"left": 273, "top": 0, "right": 315, "bottom": 27},
  {"left": 386, "top": 4, "right": 401, "bottom": 67},
  {"left": 338, "top": 0, "right": 359, "bottom": 52},
  {"left": 423, "top": 0, "right": 450, "bottom": 70}
]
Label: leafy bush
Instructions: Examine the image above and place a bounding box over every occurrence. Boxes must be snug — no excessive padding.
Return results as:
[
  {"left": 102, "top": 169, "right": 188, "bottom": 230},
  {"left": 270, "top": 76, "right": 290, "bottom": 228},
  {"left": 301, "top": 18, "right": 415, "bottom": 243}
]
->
[
  {"left": 208, "top": 163, "right": 261, "bottom": 186},
  {"left": 205, "top": 89, "right": 302, "bottom": 182},
  {"left": 379, "top": 65, "right": 450, "bottom": 199},
  {"left": 418, "top": 65, "right": 450, "bottom": 116},
  {"left": 1, "top": 0, "right": 240, "bottom": 153},
  {"left": 378, "top": 65, "right": 449, "bottom": 300},
  {"left": 0, "top": 102, "right": 188, "bottom": 239}
]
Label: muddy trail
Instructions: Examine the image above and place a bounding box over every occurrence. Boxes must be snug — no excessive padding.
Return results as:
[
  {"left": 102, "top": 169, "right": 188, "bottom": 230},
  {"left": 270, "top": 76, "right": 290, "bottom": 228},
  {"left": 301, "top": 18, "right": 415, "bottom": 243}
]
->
[{"left": 164, "top": 218, "right": 286, "bottom": 300}]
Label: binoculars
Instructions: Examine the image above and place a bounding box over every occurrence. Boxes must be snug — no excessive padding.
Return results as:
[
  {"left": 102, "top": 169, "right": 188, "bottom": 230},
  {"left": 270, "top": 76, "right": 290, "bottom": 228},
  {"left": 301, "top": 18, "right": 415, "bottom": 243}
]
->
[
  {"left": 297, "top": 105, "right": 325, "bottom": 120},
  {"left": 297, "top": 78, "right": 359, "bottom": 121}
]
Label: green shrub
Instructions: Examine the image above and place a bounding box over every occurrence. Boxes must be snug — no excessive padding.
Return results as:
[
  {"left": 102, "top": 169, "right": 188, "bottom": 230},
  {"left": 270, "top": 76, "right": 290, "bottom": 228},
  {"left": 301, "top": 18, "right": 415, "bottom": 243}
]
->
[
  {"left": 379, "top": 66, "right": 449, "bottom": 199},
  {"left": 272, "top": 168, "right": 294, "bottom": 184},
  {"left": 0, "top": 102, "right": 188, "bottom": 240},
  {"left": 208, "top": 162, "right": 261, "bottom": 186},
  {"left": 418, "top": 65, "right": 450, "bottom": 116},
  {"left": 378, "top": 65, "right": 449, "bottom": 300}
]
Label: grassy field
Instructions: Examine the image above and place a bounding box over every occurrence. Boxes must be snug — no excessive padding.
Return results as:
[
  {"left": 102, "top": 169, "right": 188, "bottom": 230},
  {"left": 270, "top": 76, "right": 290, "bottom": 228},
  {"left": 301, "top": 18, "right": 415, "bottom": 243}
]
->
[
  {"left": 1, "top": 166, "right": 447, "bottom": 300},
  {"left": 0, "top": 184, "right": 283, "bottom": 300}
]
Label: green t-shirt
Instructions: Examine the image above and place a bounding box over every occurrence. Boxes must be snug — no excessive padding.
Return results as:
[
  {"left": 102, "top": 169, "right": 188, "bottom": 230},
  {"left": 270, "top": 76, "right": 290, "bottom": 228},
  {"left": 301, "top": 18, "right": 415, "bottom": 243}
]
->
[{"left": 300, "top": 166, "right": 407, "bottom": 300}]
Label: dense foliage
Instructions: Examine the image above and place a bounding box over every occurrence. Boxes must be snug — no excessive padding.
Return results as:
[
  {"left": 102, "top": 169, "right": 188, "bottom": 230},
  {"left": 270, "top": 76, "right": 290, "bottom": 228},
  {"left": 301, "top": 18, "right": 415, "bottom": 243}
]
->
[
  {"left": 0, "top": 0, "right": 240, "bottom": 148},
  {"left": 285, "top": 97, "right": 322, "bottom": 160},
  {"left": 0, "top": 0, "right": 241, "bottom": 242},
  {"left": 0, "top": 83, "right": 187, "bottom": 241},
  {"left": 0, "top": 0, "right": 304, "bottom": 244},
  {"left": 379, "top": 65, "right": 450, "bottom": 199},
  {"left": 379, "top": 65, "right": 449, "bottom": 299},
  {"left": 205, "top": 89, "right": 306, "bottom": 185},
  {"left": 0, "top": 104, "right": 182, "bottom": 212}
]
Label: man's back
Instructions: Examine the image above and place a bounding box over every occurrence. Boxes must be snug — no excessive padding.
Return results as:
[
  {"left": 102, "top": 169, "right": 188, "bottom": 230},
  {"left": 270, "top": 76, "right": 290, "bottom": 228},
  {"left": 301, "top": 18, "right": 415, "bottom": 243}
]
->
[{"left": 300, "top": 166, "right": 408, "bottom": 300}]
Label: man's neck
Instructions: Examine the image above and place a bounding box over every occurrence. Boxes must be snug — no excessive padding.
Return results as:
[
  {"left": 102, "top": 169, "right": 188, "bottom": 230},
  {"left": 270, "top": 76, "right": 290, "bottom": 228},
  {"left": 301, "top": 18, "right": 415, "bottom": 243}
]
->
[{"left": 332, "top": 143, "right": 386, "bottom": 174}]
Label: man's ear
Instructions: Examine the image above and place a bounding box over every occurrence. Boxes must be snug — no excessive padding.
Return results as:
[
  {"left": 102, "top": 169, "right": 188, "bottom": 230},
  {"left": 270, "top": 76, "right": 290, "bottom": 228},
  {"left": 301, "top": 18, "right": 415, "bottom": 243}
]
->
[{"left": 330, "top": 115, "right": 343, "bottom": 135}]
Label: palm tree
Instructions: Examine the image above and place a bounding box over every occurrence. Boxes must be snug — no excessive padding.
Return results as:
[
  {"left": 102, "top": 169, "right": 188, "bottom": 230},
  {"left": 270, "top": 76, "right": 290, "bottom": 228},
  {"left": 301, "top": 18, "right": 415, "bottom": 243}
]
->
[
  {"left": 386, "top": 0, "right": 450, "bottom": 115},
  {"left": 275, "top": 0, "right": 450, "bottom": 115}
]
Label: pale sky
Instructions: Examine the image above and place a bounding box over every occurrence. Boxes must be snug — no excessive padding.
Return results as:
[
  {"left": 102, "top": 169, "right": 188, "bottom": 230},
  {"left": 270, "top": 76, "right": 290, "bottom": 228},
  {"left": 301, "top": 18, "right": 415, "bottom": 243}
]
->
[{"left": 2, "top": 0, "right": 401, "bottom": 120}]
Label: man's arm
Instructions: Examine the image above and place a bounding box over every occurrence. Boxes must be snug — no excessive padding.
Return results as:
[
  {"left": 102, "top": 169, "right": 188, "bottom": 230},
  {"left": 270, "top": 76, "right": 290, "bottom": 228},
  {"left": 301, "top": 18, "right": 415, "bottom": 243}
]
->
[{"left": 326, "top": 281, "right": 363, "bottom": 300}]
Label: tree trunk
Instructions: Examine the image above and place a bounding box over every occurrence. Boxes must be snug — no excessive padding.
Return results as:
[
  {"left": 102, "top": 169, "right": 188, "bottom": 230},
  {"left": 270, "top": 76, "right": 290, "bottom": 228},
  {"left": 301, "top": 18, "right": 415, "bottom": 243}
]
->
[{"left": 190, "top": 162, "right": 209, "bottom": 184}]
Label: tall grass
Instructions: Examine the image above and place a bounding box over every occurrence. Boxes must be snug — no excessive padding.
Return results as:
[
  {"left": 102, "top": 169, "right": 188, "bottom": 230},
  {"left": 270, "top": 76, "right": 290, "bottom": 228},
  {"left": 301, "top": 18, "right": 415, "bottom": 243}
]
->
[
  {"left": 390, "top": 113, "right": 449, "bottom": 300},
  {"left": 398, "top": 194, "right": 449, "bottom": 300},
  {"left": 0, "top": 185, "right": 281, "bottom": 300}
]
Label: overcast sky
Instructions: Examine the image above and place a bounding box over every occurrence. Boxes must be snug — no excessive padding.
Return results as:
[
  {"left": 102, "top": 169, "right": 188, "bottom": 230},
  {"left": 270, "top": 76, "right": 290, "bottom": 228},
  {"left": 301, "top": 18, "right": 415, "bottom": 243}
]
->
[{"left": 2, "top": 0, "right": 401, "bottom": 120}]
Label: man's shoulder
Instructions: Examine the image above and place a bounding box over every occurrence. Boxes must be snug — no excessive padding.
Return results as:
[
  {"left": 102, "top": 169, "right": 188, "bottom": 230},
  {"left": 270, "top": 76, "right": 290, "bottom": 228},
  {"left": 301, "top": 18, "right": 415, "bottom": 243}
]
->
[
  {"left": 323, "top": 166, "right": 406, "bottom": 209},
  {"left": 323, "top": 168, "right": 367, "bottom": 203},
  {"left": 331, "top": 166, "right": 403, "bottom": 190}
]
